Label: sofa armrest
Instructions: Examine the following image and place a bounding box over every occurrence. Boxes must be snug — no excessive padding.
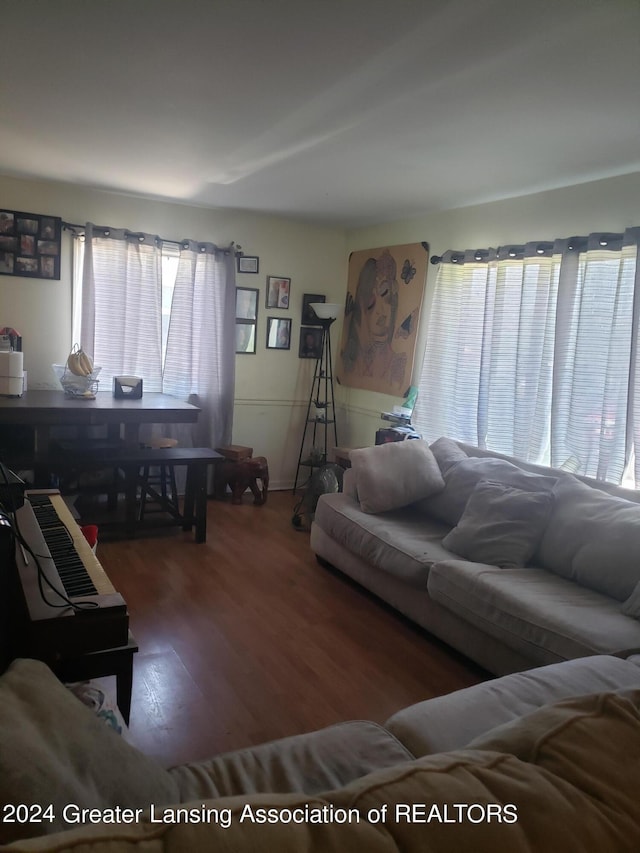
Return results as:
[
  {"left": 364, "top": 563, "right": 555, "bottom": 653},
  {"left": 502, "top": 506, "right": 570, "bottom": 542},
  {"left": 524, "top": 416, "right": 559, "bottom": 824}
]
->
[
  {"left": 385, "top": 654, "right": 640, "bottom": 756},
  {"left": 169, "top": 720, "right": 414, "bottom": 801}
]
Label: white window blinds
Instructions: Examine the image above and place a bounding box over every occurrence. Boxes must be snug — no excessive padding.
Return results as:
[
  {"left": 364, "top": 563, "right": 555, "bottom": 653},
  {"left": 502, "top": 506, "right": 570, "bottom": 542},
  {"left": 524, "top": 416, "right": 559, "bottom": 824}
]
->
[
  {"left": 416, "top": 229, "right": 640, "bottom": 485},
  {"left": 81, "top": 226, "right": 163, "bottom": 392}
]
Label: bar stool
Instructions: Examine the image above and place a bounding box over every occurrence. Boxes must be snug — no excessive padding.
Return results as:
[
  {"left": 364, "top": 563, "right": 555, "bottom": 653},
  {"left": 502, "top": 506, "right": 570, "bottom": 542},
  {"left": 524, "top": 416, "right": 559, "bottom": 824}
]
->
[{"left": 138, "top": 437, "right": 180, "bottom": 521}]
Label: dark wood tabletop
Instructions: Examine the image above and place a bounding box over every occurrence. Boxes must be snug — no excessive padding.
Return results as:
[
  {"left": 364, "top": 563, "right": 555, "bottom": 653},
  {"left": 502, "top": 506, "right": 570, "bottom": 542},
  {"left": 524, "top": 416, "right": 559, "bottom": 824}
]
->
[
  {"left": 0, "top": 390, "right": 200, "bottom": 426},
  {"left": 0, "top": 390, "right": 201, "bottom": 452}
]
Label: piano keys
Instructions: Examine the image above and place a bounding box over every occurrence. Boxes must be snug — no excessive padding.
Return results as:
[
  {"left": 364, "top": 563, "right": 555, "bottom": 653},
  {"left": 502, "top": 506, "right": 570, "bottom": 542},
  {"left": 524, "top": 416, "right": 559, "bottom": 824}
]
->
[{"left": 10, "top": 490, "right": 129, "bottom": 663}]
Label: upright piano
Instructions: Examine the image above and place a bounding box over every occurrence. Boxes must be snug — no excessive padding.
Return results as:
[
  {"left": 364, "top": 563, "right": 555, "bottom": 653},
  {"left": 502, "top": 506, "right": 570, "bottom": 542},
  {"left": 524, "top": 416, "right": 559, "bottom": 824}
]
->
[{"left": 9, "top": 490, "right": 129, "bottom": 664}]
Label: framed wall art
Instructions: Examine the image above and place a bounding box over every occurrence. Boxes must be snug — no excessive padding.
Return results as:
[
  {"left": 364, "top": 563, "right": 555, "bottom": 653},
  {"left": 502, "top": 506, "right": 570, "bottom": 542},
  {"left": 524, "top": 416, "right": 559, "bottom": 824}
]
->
[
  {"left": 235, "top": 286, "right": 259, "bottom": 354},
  {"left": 266, "top": 317, "right": 291, "bottom": 350},
  {"left": 266, "top": 275, "right": 291, "bottom": 309},
  {"left": 336, "top": 242, "right": 429, "bottom": 396},
  {"left": 301, "top": 293, "right": 325, "bottom": 325},
  {"left": 299, "top": 326, "right": 323, "bottom": 359},
  {"left": 237, "top": 254, "right": 259, "bottom": 274},
  {"left": 0, "top": 209, "right": 62, "bottom": 279}
]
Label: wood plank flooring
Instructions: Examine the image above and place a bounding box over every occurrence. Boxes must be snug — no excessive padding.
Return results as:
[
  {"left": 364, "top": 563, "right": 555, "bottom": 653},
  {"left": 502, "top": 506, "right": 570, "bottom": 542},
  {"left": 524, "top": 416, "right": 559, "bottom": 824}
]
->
[{"left": 96, "top": 490, "right": 488, "bottom": 768}]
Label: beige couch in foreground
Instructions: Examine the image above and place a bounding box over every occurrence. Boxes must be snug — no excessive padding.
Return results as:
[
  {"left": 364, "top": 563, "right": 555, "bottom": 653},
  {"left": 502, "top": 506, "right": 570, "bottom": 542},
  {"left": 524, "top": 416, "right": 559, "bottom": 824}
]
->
[
  {"left": 311, "top": 437, "right": 640, "bottom": 675},
  {"left": 3, "top": 655, "right": 640, "bottom": 851}
]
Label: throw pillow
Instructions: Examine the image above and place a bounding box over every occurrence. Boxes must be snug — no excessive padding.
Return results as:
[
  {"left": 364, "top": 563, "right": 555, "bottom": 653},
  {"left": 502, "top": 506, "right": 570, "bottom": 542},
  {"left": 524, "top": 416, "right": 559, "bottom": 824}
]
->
[
  {"left": 537, "top": 474, "right": 640, "bottom": 602},
  {"left": 350, "top": 439, "right": 445, "bottom": 514},
  {"left": 442, "top": 479, "right": 554, "bottom": 568},
  {"left": 423, "top": 455, "right": 558, "bottom": 526},
  {"left": 0, "top": 658, "right": 179, "bottom": 843},
  {"left": 622, "top": 581, "right": 640, "bottom": 620},
  {"left": 428, "top": 435, "right": 469, "bottom": 474}
]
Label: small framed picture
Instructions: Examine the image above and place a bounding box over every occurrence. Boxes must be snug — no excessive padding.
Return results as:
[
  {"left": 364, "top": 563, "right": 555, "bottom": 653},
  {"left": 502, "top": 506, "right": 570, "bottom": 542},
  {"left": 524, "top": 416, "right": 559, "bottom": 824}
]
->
[
  {"left": 266, "top": 275, "right": 291, "bottom": 309},
  {"left": 301, "top": 294, "right": 325, "bottom": 325},
  {"left": 236, "top": 286, "right": 258, "bottom": 320},
  {"left": 235, "top": 286, "right": 259, "bottom": 354},
  {"left": 237, "top": 255, "right": 259, "bottom": 274},
  {"left": 299, "top": 326, "right": 323, "bottom": 359},
  {"left": 266, "top": 317, "right": 292, "bottom": 350}
]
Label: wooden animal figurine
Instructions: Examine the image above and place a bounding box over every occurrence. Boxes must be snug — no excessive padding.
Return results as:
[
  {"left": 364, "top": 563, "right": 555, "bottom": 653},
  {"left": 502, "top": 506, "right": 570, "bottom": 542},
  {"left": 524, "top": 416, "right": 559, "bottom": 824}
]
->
[{"left": 218, "top": 456, "right": 269, "bottom": 505}]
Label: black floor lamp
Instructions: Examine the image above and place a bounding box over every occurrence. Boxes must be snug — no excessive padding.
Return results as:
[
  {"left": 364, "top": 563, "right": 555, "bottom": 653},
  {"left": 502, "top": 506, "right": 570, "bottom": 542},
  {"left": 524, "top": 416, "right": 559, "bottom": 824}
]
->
[{"left": 293, "top": 302, "right": 341, "bottom": 493}]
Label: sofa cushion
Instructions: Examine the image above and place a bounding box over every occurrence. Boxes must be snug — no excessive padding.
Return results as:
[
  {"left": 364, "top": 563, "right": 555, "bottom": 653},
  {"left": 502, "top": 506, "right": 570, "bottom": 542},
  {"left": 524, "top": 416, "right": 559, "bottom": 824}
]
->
[
  {"left": 622, "top": 581, "right": 640, "bottom": 620},
  {"left": 442, "top": 480, "right": 554, "bottom": 568},
  {"left": 420, "top": 455, "right": 557, "bottom": 526},
  {"left": 328, "top": 690, "right": 640, "bottom": 853},
  {"left": 170, "top": 720, "right": 414, "bottom": 801},
  {"left": 469, "top": 688, "right": 640, "bottom": 766},
  {"left": 428, "top": 435, "right": 469, "bottom": 473},
  {"left": 9, "top": 694, "right": 640, "bottom": 852},
  {"left": 313, "top": 492, "right": 454, "bottom": 586},
  {"left": 385, "top": 654, "right": 640, "bottom": 756},
  {"left": 349, "top": 439, "right": 445, "bottom": 514},
  {"left": 427, "top": 559, "right": 640, "bottom": 664},
  {"left": 537, "top": 474, "right": 640, "bottom": 601},
  {"left": 0, "top": 659, "right": 179, "bottom": 844}
]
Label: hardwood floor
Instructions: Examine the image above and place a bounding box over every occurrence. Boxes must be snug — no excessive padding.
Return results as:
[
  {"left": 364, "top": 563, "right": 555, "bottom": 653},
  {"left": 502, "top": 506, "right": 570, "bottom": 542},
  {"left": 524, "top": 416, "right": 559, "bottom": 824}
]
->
[{"left": 97, "top": 490, "right": 488, "bottom": 768}]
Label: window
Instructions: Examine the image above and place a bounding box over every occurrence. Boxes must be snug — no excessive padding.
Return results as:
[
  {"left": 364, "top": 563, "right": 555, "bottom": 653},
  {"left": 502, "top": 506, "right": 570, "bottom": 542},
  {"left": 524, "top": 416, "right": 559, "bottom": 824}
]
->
[
  {"left": 73, "top": 237, "right": 179, "bottom": 370},
  {"left": 160, "top": 244, "right": 179, "bottom": 365},
  {"left": 415, "top": 230, "right": 640, "bottom": 487},
  {"left": 73, "top": 225, "right": 237, "bottom": 451}
]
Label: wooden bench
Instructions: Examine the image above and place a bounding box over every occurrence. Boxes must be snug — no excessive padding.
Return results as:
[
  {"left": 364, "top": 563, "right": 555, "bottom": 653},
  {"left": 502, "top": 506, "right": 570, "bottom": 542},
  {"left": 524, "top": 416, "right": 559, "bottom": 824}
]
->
[{"left": 30, "top": 446, "right": 223, "bottom": 543}]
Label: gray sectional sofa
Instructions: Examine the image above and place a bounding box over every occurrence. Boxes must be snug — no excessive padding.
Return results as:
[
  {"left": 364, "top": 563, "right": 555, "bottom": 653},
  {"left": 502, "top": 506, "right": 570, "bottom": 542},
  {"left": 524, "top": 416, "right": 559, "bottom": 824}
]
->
[
  {"left": 310, "top": 437, "right": 640, "bottom": 675},
  {"left": 3, "top": 655, "right": 640, "bottom": 850}
]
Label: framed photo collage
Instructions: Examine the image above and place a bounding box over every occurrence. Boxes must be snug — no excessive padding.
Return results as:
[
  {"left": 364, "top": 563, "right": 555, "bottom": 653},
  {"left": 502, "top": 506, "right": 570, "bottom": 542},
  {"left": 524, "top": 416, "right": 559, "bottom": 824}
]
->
[{"left": 0, "top": 209, "right": 62, "bottom": 280}]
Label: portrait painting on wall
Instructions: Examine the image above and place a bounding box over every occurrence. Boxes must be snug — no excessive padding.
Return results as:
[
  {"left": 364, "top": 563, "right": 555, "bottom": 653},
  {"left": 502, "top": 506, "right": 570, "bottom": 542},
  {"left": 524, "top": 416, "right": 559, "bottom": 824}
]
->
[{"left": 336, "top": 242, "right": 429, "bottom": 396}]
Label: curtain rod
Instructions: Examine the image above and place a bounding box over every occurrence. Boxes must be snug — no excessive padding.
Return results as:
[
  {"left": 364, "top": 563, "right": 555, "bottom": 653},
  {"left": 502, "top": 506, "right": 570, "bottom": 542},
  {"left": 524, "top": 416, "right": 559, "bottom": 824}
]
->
[
  {"left": 431, "top": 231, "right": 633, "bottom": 265},
  {"left": 62, "top": 221, "right": 242, "bottom": 255}
]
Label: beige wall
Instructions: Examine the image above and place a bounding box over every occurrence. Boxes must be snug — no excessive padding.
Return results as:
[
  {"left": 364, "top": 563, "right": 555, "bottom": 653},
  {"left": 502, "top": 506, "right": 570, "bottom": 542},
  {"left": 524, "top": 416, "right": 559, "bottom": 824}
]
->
[
  {"left": 342, "top": 172, "right": 640, "bottom": 449},
  {"left": 1, "top": 171, "right": 638, "bottom": 485},
  {"left": 0, "top": 174, "right": 347, "bottom": 488}
]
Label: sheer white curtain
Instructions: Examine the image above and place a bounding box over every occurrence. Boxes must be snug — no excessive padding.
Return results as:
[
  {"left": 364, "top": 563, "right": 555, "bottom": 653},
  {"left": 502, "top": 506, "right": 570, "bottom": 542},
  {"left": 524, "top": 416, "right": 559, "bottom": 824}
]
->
[
  {"left": 551, "top": 230, "right": 640, "bottom": 482},
  {"left": 415, "top": 245, "right": 558, "bottom": 461},
  {"left": 81, "top": 225, "right": 163, "bottom": 391},
  {"left": 415, "top": 251, "right": 494, "bottom": 446},
  {"left": 79, "top": 227, "right": 236, "bottom": 456},
  {"left": 631, "top": 236, "right": 640, "bottom": 486},
  {"left": 481, "top": 248, "right": 559, "bottom": 461},
  {"left": 163, "top": 241, "right": 236, "bottom": 450},
  {"left": 416, "top": 229, "right": 640, "bottom": 485}
]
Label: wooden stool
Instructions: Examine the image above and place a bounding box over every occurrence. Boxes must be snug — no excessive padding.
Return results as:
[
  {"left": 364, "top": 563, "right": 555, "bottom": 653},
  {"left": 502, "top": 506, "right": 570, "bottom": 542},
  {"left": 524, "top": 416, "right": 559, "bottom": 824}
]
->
[{"left": 138, "top": 437, "right": 179, "bottom": 520}]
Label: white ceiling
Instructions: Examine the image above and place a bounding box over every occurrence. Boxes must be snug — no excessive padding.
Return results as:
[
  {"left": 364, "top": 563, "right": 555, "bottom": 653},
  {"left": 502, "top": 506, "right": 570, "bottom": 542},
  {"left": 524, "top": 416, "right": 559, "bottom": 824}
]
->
[{"left": 1, "top": 0, "right": 639, "bottom": 228}]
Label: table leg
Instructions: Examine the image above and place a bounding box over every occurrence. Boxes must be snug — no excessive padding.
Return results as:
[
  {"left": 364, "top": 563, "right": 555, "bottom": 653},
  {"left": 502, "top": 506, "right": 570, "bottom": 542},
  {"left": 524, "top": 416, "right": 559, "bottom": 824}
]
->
[
  {"left": 193, "top": 464, "right": 208, "bottom": 543},
  {"left": 184, "top": 463, "right": 207, "bottom": 542},
  {"left": 123, "top": 464, "right": 139, "bottom": 538},
  {"left": 183, "top": 466, "right": 195, "bottom": 532}
]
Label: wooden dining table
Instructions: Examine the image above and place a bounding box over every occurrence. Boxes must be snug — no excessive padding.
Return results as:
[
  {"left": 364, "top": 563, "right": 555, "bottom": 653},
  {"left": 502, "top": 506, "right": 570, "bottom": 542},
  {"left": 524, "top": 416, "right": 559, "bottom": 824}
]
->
[{"left": 0, "top": 389, "right": 201, "bottom": 452}]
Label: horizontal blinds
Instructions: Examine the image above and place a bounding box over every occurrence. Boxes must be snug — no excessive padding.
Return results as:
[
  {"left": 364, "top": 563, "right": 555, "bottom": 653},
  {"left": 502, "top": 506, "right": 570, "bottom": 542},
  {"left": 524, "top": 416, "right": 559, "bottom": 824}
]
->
[{"left": 418, "top": 230, "right": 640, "bottom": 484}]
